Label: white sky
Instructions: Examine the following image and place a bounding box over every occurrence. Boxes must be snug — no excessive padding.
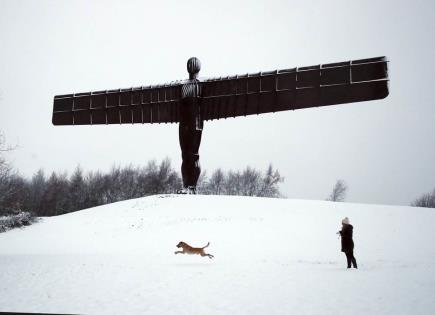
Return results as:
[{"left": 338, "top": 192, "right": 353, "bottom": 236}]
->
[{"left": 0, "top": 0, "right": 434, "bottom": 206}]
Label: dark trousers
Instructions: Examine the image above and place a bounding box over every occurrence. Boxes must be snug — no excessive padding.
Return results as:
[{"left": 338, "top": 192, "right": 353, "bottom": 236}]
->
[{"left": 344, "top": 251, "right": 357, "bottom": 268}]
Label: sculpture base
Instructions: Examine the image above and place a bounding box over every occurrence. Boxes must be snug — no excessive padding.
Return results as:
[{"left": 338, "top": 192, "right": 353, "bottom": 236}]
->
[{"left": 176, "top": 186, "right": 197, "bottom": 195}]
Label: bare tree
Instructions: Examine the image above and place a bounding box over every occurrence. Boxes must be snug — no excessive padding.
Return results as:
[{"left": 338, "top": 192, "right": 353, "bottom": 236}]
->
[
  {"left": 0, "top": 159, "right": 13, "bottom": 211},
  {"left": 327, "top": 179, "right": 348, "bottom": 202},
  {"left": 84, "top": 170, "right": 106, "bottom": 206},
  {"left": 0, "top": 133, "right": 19, "bottom": 214},
  {"left": 258, "top": 164, "right": 283, "bottom": 197},
  {"left": 204, "top": 168, "right": 225, "bottom": 195},
  {"left": 200, "top": 164, "right": 283, "bottom": 197},
  {"left": 0, "top": 132, "right": 18, "bottom": 154},
  {"left": 69, "top": 166, "right": 87, "bottom": 210},
  {"left": 411, "top": 188, "right": 435, "bottom": 208},
  {"left": 41, "top": 172, "right": 70, "bottom": 216},
  {"left": 143, "top": 158, "right": 181, "bottom": 195},
  {"left": 225, "top": 170, "right": 243, "bottom": 196},
  {"left": 28, "top": 169, "right": 46, "bottom": 214}
]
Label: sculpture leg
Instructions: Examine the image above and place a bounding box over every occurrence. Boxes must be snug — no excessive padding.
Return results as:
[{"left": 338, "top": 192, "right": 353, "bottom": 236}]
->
[{"left": 179, "top": 124, "right": 202, "bottom": 193}]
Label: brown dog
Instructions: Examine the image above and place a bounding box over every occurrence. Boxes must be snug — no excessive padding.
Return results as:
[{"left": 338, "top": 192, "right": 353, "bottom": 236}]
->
[{"left": 175, "top": 241, "right": 214, "bottom": 259}]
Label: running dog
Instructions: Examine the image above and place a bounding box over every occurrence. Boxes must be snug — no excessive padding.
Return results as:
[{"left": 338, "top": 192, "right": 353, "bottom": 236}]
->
[{"left": 175, "top": 241, "right": 214, "bottom": 259}]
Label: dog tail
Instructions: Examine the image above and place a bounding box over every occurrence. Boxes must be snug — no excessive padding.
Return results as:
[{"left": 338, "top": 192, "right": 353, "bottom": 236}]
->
[{"left": 202, "top": 242, "right": 210, "bottom": 249}]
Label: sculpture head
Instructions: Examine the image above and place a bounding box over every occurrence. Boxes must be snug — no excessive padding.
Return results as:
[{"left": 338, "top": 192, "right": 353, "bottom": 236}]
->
[{"left": 187, "top": 57, "right": 201, "bottom": 79}]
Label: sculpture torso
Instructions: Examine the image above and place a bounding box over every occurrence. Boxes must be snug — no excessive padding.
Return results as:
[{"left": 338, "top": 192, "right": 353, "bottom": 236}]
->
[{"left": 180, "top": 79, "right": 202, "bottom": 130}]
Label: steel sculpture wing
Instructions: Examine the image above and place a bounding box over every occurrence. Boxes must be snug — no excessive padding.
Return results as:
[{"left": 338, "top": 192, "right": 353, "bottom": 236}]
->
[
  {"left": 52, "top": 82, "right": 183, "bottom": 125},
  {"left": 199, "top": 56, "right": 389, "bottom": 121},
  {"left": 52, "top": 56, "right": 388, "bottom": 126}
]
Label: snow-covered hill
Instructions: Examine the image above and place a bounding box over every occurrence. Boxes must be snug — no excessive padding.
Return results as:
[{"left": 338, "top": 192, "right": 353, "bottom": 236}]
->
[{"left": 1, "top": 195, "right": 434, "bottom": 314}]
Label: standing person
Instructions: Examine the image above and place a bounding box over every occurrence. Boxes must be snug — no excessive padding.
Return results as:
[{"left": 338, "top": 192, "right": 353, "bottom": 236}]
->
[{"left": 338, "top": 217, "right": 358, "bottom": 269}]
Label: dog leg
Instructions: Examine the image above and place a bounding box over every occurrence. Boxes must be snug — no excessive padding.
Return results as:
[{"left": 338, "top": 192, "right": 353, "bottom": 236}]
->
[
  {"left": 202, "top": 252, "right": 214, "bottom": 259},
  {"left": 174, "top": 250, "right": 184, "bottom": 255}
]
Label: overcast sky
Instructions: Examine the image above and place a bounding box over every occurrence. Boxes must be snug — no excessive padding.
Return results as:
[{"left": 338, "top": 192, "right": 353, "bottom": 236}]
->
[{"left": 1, "top": 0, "right": 434, "bottom": 206}]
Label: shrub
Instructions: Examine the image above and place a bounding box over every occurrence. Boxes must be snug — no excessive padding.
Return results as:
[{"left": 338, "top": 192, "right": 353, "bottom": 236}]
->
[
  {"left": 411, "top": 188, "right": 435, "bottom": 208},
  {"left": 0, "top": 211, "right": 37, "bottom": 233}
]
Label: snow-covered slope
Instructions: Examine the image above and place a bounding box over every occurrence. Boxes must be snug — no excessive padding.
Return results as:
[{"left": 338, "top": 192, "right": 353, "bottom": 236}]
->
[{"left": 1, "top": 195, "right": 434, "bottom": 314}]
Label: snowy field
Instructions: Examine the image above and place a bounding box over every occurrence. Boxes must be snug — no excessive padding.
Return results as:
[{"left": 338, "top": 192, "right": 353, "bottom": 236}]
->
[{"left": 1, "top": 194, "right": 434, "bottom": 315}]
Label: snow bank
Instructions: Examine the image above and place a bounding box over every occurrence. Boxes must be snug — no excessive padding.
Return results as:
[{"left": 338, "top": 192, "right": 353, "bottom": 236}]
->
[{"left": 0, "top": 195, "right": 434, "bottom": 314}]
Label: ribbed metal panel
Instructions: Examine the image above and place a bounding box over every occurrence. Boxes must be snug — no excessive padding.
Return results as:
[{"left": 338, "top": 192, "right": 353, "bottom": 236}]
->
[
  {"left": 52, "top": 56, "right": 389, "bottom": 126},
  {"left": 52, "top": 83, "right": 182, "bottom": 125},
  {"left": 200, "top": 56, "right": 388, "bottom": 121}
]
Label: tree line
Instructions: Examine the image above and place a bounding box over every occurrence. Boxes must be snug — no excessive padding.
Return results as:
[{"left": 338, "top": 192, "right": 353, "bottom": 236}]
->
[
  {"left": 198, "top": 164, "right": 283, "bottom": 197},
  {"left": 1, "top": 135, "right": 284, "bottom": 217},
  {"left": 1, "top": 132, "right": 434, "bottom": 219}
]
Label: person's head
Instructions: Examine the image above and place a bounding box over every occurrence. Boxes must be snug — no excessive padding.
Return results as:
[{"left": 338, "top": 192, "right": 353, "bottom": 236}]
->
[{"left": 342, "top": 217, "right": 350, "bottom": 225}]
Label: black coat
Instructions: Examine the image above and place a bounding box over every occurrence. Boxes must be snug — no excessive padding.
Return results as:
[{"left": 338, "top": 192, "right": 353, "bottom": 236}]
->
[{"left": 339, "top": 224, "right": 354, "bottom": 252}]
